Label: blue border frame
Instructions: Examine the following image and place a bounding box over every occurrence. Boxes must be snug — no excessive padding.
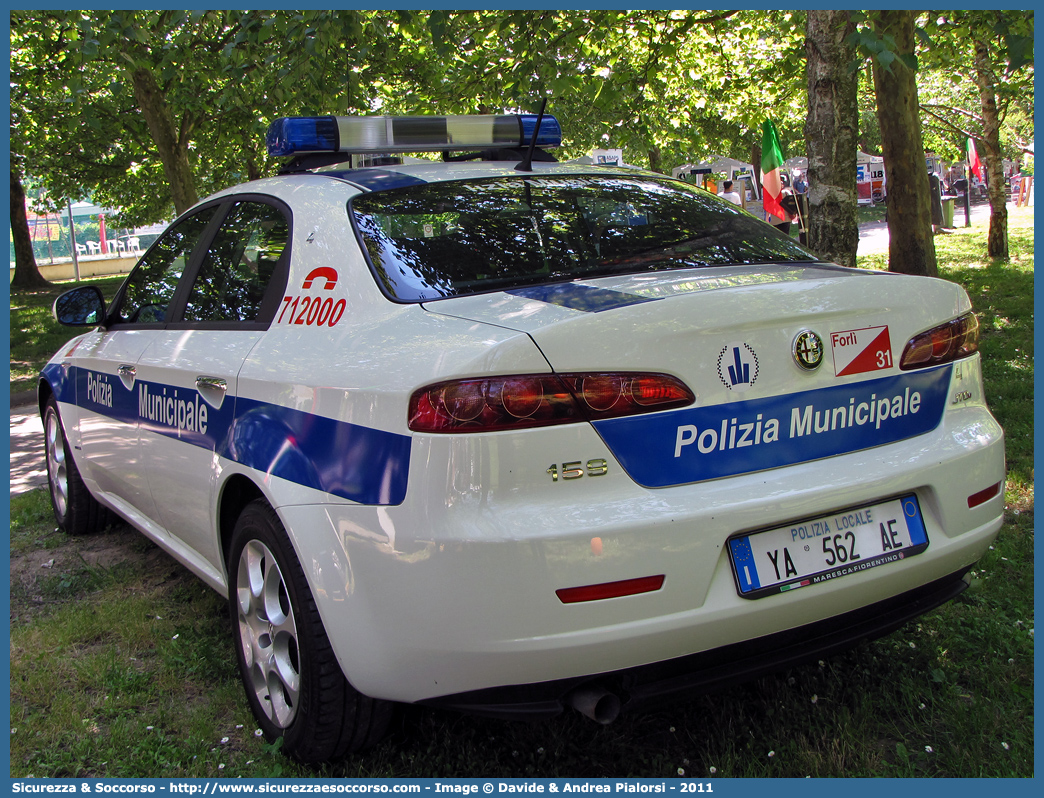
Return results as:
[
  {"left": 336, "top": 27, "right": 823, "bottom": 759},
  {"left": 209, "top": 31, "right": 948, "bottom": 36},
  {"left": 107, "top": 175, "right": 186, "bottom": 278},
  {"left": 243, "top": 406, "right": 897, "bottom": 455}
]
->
[{"left": 5, "top": 4, "right": 1039, "bottom": 789}]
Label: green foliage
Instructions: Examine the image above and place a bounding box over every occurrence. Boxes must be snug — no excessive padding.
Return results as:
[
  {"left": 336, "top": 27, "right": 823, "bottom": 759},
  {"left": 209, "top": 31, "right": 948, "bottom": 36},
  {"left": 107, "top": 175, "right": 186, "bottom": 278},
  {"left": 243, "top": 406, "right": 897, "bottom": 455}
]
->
[
  {"left": 841, "top": 11, "right": 1033, "bottom": 162},
  {"left": 377, "top": 10, "right": 811, "bottom": 170},
  {"left": 916, "top": 11, "right": 1033, "bottom": 158},
  {"left": 846, "top": 21, "right": 917, "bottom": 75},
  {"left": 9, "top": 9, "right": 1033, "bottom": 231},
  {"left": 12, "top": 10, "right": 409, "bottom": 224},
  {"left": 11, "top": 9, "right": 811, "bottom": 211}
]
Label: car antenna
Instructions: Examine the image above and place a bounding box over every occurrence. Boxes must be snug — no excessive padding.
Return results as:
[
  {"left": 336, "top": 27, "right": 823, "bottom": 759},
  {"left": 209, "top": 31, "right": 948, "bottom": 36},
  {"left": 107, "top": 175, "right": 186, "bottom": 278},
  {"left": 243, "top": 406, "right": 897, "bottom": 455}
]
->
[{"left": 515, "top": 98, "right": 548, "bottom": 173}]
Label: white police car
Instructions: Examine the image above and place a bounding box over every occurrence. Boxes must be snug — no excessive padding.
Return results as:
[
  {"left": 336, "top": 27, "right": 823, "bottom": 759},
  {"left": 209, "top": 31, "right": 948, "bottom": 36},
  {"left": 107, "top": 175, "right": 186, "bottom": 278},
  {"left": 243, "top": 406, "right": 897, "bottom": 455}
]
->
[{"left": 41, "top": 113, "right": 1005, "bottom": 762}]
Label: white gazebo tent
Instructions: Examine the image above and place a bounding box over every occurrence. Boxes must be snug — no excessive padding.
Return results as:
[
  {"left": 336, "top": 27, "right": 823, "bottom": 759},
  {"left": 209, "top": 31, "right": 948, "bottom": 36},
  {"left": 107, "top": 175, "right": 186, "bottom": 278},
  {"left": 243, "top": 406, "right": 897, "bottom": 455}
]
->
[{"left": 672, "top": 156, "right": 760, "bottom": 199}]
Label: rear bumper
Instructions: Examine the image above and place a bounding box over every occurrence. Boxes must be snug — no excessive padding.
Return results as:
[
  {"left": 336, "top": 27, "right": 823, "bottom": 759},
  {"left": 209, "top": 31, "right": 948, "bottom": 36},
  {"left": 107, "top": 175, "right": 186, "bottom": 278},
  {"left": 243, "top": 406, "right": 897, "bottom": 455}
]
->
[
  {"left": 422, "top": 567, "right": 971, "bottom": 720},
  {"left": 272, "top": 397, "right": 1003, "bottom": 704}
]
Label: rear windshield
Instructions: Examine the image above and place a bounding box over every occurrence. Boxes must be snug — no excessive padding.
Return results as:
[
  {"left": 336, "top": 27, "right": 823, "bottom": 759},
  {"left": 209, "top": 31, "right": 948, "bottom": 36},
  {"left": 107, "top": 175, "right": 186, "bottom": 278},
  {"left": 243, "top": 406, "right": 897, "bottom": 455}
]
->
[{"left": 351, "top": 174, "right": 816, "bottom": 302}]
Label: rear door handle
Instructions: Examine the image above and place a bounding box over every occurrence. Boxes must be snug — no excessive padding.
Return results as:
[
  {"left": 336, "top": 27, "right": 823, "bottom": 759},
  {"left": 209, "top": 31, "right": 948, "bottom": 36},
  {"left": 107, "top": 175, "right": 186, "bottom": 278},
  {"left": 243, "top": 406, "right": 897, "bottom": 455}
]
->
[
  {"left": 117, "top": 364, "right": 136, "bottom": 390},
  {"left": 195, "top": 376, "right": 228, "bottom": 409}
]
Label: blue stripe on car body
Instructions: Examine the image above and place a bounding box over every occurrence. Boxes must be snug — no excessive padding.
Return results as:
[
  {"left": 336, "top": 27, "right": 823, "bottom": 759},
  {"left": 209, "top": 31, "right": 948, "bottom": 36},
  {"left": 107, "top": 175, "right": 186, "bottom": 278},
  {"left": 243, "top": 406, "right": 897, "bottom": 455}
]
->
[
  {"left": 44, "top": 361, "right": 954, "bottom": 499},
  {"left": 222, "top": 398, "right": 411, "bottom": 506},
  {"left": 593, "top": 365, "right": 953, "bottom": 487},
  {"left": 43, "top": 363, "right": 411, "bottom": 506}
]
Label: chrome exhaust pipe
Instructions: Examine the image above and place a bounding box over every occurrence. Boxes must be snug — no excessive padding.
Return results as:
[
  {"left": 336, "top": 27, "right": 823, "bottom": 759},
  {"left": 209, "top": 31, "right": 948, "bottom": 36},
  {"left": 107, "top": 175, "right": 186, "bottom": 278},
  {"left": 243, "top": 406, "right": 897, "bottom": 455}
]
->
[{"left": 566, "top": 686, "right": 622, "bottom": 725}]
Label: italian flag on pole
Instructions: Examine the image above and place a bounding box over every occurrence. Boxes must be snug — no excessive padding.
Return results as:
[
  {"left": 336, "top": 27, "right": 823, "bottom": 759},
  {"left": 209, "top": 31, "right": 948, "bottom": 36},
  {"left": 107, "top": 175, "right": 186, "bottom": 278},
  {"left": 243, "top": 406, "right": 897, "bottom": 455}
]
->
[
  {"left": 967, "top": 136, "right": 983, "bottom": 181},
  {"left": 761, "top": 119, "right": 787, "bottom": 222}
]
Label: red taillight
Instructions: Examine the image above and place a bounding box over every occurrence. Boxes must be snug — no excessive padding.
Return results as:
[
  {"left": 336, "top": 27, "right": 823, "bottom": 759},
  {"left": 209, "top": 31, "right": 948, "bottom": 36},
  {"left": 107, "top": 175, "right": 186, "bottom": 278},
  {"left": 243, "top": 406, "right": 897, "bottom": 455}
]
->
[
  {"left": 408, "top": 372, "right": 694, "bottom": 433},
  {"left": 442, "top": 381, "right": 485, "bottom": 421},
  {"left": 499, "top": 378, "right": 544, "bottom": 419},
  {"left": 631, "top": 374, "right": 686, "bottom": 406},
  {"left": 900, "top": 313, "right": 979, "bottom": 370},
  {"left": 578, "top": 374, "right": 625, "bottom": 412},
  {"left": 566, "top": 373, "right": 693, "bottom": 419}
]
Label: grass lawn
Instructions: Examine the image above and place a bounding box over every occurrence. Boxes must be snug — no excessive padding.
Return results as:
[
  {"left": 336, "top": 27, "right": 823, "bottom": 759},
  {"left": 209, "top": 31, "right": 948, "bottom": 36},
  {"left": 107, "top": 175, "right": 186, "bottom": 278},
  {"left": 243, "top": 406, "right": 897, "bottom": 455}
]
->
[
  {"left": 855, "top": 204, "right": 887, "bottom": 225},
  {"left": 8, "top": 208, "right": 1033, "bottom": 777}
]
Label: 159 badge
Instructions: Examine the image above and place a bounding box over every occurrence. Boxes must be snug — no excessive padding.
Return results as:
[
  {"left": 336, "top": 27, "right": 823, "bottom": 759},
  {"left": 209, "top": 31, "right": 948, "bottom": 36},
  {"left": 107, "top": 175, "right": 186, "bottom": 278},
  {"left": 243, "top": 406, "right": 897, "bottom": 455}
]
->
[{"left": 548, "top": 459, "right": 609, "bottom": 482}]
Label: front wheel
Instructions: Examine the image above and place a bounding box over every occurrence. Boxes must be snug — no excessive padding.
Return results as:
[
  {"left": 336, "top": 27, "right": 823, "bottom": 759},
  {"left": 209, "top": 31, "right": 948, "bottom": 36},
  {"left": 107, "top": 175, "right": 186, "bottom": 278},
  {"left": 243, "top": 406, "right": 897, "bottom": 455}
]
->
[
  {"left": 228, "top": 499, "right": 391, "bottom": 762},
  {"left": 43, "top": 396, "right": 111, "bottom": 535}
]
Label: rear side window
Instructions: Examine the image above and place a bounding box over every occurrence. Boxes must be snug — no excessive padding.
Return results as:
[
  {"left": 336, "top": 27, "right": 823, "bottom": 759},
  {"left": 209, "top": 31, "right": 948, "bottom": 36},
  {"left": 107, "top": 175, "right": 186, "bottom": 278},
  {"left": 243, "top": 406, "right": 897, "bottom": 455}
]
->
[
  {"left": 351, "top": 175, "right": 815, "bottom": 301},
  {"left": 182, "top": 201, "right": 290, "bottom": 323}
]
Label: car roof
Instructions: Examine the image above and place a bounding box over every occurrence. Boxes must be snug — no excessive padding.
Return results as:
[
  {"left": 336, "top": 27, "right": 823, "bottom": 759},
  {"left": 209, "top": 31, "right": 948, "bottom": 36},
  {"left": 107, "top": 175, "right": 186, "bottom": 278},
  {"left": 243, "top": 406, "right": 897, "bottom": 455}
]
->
[
  {"left": 206, "top": 160, "right": 669, "bottom": 204},
  {"left": 315, "top": 159, "right": 661, "bottom": 190}
]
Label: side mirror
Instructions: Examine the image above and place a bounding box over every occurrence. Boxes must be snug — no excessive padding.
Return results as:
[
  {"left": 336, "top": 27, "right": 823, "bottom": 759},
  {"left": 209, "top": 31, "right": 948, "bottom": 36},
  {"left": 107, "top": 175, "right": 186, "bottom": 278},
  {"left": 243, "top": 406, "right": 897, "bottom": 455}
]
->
[{"left": 53, "top": 285, "right": 107, "bottom": 327}]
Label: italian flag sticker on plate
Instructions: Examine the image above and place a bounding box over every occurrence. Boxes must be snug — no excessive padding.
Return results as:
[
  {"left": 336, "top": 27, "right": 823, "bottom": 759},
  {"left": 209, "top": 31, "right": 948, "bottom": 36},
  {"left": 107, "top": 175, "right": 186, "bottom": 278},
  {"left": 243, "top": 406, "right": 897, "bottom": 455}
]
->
[{"left": 830, "top": 325, "right": 893, "bottom": 376}]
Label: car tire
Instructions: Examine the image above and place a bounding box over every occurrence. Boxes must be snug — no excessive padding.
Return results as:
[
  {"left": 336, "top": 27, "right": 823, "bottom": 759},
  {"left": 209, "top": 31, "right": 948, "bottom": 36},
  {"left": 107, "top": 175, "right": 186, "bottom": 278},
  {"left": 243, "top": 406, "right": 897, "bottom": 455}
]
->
[
  {"left": 43, "top": 396, "right": 112, "bottom": 535},
  {"left": 228, "top": 499, "right": 392, "bottom": 762}
]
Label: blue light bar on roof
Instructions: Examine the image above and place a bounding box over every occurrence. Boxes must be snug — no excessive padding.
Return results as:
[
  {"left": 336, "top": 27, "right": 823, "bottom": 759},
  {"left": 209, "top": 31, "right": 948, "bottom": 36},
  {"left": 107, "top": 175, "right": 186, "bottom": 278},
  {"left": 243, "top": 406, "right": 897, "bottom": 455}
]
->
[{"left": 266, "top": 114, "right": 562, "bottom": 157}]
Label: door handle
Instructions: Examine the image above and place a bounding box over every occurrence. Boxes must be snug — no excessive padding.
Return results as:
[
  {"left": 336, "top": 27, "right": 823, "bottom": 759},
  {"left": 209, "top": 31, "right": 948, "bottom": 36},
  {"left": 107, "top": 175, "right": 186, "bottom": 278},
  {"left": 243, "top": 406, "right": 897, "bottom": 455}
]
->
[
  {"left": 117, "top": 364, "right": 136, "bottom": 390},
  {"left": 195, "top": 376, "right": 228, "bottom": 409}
]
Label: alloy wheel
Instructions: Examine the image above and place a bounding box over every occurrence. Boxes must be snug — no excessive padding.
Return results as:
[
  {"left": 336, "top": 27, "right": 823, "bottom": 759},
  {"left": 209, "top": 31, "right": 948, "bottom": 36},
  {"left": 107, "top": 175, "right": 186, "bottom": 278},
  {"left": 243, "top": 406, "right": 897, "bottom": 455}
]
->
[
  {"left": 236, "top": 539, "right": 301, "bottom": 728},
  {"left": 45, "top": 407, "right": 69, "bottom": 519}
]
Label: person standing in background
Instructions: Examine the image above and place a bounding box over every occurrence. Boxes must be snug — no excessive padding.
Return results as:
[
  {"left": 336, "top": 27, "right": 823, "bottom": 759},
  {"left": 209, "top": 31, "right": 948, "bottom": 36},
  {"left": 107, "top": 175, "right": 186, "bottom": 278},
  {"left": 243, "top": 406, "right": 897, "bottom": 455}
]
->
[{"left": 721, "top": 180, "right": 742, "bottom": 205}]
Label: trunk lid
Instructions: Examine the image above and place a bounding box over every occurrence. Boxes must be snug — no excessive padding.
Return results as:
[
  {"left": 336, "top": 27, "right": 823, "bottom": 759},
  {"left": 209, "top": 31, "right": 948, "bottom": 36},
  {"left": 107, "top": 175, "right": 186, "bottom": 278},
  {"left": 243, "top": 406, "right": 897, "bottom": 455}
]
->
[
  {"left": 422, "top": 263, "right": 968, "bottom": 402},
  {"left": 422, "top": 264, "right": 968, "bottom": 487}
]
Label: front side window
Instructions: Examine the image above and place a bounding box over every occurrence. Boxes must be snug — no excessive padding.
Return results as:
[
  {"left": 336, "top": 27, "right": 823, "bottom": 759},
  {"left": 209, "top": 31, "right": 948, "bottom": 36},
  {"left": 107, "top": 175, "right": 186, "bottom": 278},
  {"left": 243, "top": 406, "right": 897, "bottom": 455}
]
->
[
  {"left": 352, "top": 175, "right": 817, "bottom": 301},
  {"left": 114, "top": 207, "right": 217, "bottom": 324},
  {"left": 182, "top": 201, "right": 290, "bottom": 323}
]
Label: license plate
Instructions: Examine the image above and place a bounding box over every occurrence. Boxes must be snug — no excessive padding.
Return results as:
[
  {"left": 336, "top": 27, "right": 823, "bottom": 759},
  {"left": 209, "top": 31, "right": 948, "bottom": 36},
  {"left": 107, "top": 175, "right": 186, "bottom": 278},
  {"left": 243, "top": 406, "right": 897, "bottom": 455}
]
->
[{"left": 728, "top": 494, "right": 928, "bottom": 599}]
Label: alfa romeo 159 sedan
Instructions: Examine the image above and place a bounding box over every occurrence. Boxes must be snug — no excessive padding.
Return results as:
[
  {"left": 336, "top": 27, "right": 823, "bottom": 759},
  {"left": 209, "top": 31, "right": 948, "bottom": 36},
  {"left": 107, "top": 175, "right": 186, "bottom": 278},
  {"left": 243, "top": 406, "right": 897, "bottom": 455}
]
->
[{"left": 41, "top": 113, "right": 1005, "bottom": 762}]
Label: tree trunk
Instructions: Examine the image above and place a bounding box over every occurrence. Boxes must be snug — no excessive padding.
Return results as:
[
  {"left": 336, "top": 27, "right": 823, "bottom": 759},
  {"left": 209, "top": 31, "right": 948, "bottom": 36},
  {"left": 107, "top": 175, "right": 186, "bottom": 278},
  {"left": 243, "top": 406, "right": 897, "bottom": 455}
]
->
[
  {"left": 872, "top": 11, "right": 937, "bottom": 277},
  {"left": 973, "top": 39, "right": 1009, "bottom": 259},
  {"left": 804, "top": 10, "right": 859, "bottom": 268},
  {"left": 9, "top": 161, "right": 51, "bottom": 289},
  {"left": 647, "top": 146, "right": 663, "bottom": 175},
  {"left": 245, "top": 149, "right": 262, "bottom": 183},
  {"left": 131, "top": 66, "right": 199, "bottom": 216}
]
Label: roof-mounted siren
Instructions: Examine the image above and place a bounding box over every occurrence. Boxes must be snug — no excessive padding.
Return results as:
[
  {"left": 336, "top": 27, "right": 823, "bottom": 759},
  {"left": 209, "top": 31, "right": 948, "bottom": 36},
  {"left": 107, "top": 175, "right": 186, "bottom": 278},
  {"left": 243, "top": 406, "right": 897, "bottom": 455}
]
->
[{"left": 266, "top": 114, "right": 562, "bottom": 164}]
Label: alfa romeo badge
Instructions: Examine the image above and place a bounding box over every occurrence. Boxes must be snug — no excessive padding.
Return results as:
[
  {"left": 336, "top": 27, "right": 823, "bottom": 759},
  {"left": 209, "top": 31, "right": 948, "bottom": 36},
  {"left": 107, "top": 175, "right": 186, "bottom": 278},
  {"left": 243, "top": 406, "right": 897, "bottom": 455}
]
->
[{"left": 793, "top": 330, "right": 824, "bottom": 371}]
